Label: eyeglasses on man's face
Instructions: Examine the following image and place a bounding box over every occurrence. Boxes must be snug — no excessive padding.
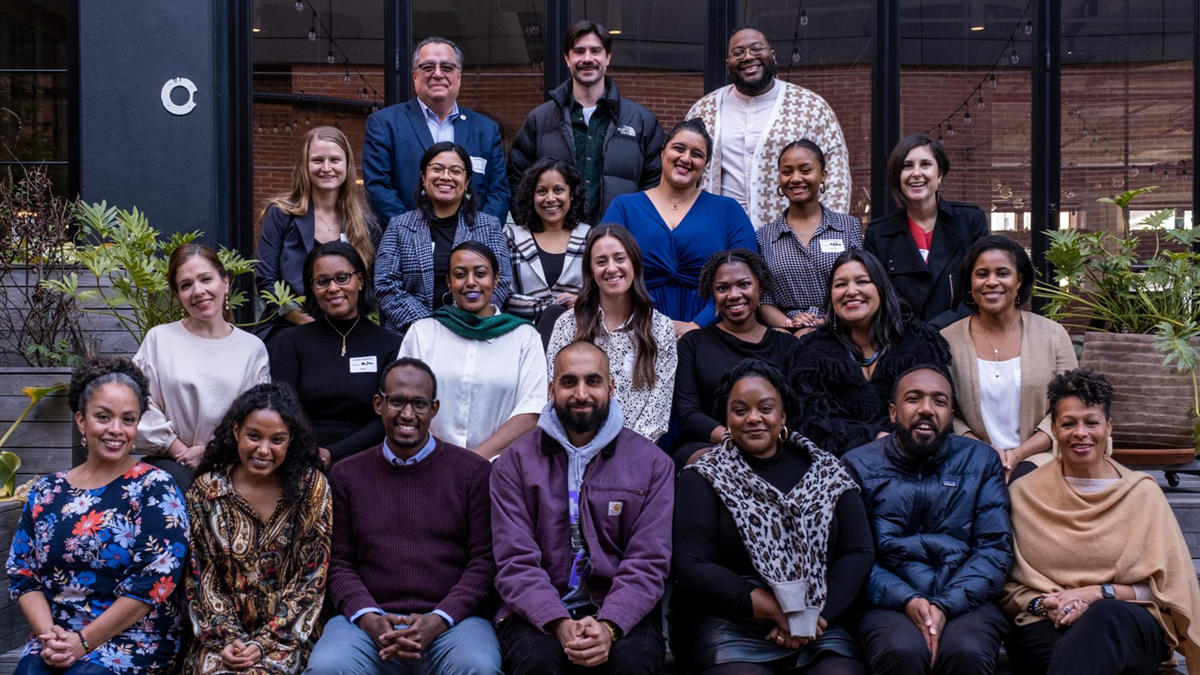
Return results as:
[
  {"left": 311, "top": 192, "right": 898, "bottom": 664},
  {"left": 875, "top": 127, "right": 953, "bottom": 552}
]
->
[
  {"left": 728, "top": 44, "right": 769, "bottom": 60},
  {"left": 378, "top": 394, "right": 435, "bottom": 414},
  {"left": 415, "top": 61, "right": 460, "bottom": 76},
  {"left": 311, "top": 271, "right": 360, "bottom": 289}
]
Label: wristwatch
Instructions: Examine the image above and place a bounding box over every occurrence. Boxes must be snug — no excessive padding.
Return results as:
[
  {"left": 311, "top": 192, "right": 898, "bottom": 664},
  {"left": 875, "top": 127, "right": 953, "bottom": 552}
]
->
[
  {"left": 1101, "top": 583, "right": 1116, "bottom": 600},
  {"left": 599, "top": 619, "right": 621, "bottom": 642}
]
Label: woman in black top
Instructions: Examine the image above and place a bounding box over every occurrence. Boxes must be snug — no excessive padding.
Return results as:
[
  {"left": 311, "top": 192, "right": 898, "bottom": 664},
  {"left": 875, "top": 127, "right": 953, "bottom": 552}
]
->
[
  {"left": 784, "top": 249, "right": 950, "bottom": 457},
  {"left": 270, "top": 241, "right": 402, "bottom": 466},
  {"left": 673, "top": 359, "right": 874, "bottom": 675},
  {"left": 673, "top": 249, "right": 800, "bottom": 470}
]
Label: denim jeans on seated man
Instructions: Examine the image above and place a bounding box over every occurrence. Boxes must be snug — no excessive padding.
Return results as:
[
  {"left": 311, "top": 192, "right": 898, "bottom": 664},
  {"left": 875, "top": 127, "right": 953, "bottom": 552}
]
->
[{"left": 304, "top": 615, "right": 500, "bottom": 675}]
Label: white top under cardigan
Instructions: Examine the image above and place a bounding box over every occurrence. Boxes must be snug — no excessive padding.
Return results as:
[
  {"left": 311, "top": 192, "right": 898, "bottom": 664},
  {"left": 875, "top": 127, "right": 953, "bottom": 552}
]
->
[
  {"left": 133, "top": 320, "right": 271, "bottom": 454},
  {"left": 978, "top": 356, "right": 1022, "bottom": 450},
  {"left": 398, "top": 317, "right": 548, "bottom": 452},
  {"left": 718, "top": 81, "right": 783, "bottom": 214}
]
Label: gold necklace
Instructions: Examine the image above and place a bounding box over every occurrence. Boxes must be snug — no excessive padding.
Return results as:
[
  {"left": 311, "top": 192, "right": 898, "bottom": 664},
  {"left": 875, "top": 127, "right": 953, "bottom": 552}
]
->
[
  {"left": 326, "top": 315, "right": 360, "bottom": 357},
  {"left": 973, "top": 314, "right": 1021, "bottom": 378},
  {"left": 663, "top": 189, "right": 695, "bottom": 210}
]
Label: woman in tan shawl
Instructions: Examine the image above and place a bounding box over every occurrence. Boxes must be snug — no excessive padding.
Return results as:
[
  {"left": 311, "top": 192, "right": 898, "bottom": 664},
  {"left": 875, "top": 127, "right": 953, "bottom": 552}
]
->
[{"left": 1001, "top": 369, "right": 1200, "bottom": 675}]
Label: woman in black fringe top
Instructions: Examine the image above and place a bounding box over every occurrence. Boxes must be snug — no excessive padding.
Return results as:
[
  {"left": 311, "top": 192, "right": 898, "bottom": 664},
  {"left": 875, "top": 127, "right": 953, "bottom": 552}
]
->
[
  {"left": 784, "top": 249, "right": 950, "bottom": 457},
  {"left": 270, "top": 241, "right": 402, "bottom": 466}
]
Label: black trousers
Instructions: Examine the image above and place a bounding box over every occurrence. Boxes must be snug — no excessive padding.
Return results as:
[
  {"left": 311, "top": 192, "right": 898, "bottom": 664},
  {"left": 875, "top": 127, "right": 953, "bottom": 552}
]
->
[
  {"left": 499, "top": 613, "right": 665, "bottom": 675},
  {"left": 1005, "top": 599, "right": 1167, "bottom": 675},
  {"left": 856, "top": 602, "right": 1008, "bottom": 675}
]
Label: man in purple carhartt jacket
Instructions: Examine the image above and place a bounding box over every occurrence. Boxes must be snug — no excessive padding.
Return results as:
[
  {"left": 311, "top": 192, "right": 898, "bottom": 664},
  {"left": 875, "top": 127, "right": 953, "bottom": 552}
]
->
[{"left": 491, "top": 342, "right": 674, "bottom": 674}]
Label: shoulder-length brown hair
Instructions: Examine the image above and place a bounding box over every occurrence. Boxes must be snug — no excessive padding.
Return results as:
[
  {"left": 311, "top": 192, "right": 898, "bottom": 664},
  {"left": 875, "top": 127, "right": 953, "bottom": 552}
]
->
[
  {"left": 572, "top": 224, "right": 660, "bottom": 390},
  {"left": 257, "top": 126, "right": 379, "bottom": 271}
]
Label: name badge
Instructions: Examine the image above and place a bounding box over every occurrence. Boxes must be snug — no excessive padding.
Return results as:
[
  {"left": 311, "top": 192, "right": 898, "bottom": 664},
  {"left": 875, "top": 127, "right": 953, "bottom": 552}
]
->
[
  {"left": 349, "top": 356, "right": 378, "bottom": 373},
  {"left": 819, "top": 239, "right": 846, "bottom": 254},
  {"left": 470, "top": 156, "right": 487, "bottom": 174}
]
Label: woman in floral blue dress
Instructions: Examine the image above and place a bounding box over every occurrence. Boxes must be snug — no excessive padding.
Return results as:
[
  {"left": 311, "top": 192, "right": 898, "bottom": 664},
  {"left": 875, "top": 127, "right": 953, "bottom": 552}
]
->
[{"left": 7, "top": 357, "right": 189, "bottom": 675}]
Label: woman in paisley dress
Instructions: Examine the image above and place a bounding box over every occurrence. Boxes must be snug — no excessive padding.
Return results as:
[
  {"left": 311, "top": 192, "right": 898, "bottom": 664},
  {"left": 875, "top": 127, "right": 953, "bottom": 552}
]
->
[
  {"left": 7, "top": 357, "right": 189, "bottom": 675},
  {"left": 183, "top": 383, "right": 330, "bottom": 675}
]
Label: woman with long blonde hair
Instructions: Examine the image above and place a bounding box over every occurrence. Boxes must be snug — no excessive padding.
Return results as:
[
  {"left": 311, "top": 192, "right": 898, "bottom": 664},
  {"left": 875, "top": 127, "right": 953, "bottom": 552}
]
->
[{"left": 256, "top": 126, "right": 379, "bottom": 339}]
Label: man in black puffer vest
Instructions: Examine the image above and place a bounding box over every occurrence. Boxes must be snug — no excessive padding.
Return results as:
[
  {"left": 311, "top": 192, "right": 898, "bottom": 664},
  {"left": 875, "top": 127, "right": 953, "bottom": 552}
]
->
[
  {"left": 507, "top": 20, "right": 665, "bottom": 224},
  {"left": 842, "top": 365, "right": 1013, "bottom": 675}
]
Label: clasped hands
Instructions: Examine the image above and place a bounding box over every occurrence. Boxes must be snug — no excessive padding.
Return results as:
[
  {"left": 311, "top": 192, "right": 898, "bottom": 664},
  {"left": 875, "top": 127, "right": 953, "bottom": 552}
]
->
[
  {"left": 551, "top": 616, "right": 614, "bottom": 667},
  {"left": 1039, "top": 586, "right": 1100, "bottom": 628},
  {"left": 361, "top": 612, "right": 450, "bottom": 661},
  {"left": 37, "top": 626, "right": 86, "bottom": 668},
  {"left": 904, "top": 597, "right": 946, "bottom": 662}
]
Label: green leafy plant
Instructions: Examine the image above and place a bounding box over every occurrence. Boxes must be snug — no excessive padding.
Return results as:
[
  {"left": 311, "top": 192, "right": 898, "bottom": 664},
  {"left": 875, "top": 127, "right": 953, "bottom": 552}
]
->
[
  {"left": 1034, "top": 186, "right": 1200, "bottom": 450},
  {"left": 0, "top": 384, "right": 66, "bottom": 502},
  {"left": 40, "top": 202, "right": 303, "bottom": 344}
]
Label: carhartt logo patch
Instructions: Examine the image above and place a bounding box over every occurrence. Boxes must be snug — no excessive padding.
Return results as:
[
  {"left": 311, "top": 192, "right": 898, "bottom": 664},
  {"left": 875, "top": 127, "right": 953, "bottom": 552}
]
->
[{"left": 608, "top": 501, "right": 623, "bottom": 516}]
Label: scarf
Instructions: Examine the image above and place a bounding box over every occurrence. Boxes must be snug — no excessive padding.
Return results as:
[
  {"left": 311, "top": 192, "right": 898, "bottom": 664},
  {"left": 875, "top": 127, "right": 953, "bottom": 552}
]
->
[
  {"left": 432, "top": 305, "right": 531, "bottom": 341},
  {"left": 1001, "top": 457, "right": 1200, "bottom": 673},
  {"left": 688, "top": 431, "right": 859, "bottom": 637}
]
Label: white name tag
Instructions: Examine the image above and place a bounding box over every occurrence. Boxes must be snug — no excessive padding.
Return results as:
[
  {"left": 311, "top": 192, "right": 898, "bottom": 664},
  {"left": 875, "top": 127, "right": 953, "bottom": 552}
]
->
[
  {"left": 819, "top": 239, "right": 846, "bottom": 254},
  {"left": 470, "top": 156, "right": 487, "bottom": 174},
  {"left": 349, "top": 356, "right": 378, "bottom": 373}
]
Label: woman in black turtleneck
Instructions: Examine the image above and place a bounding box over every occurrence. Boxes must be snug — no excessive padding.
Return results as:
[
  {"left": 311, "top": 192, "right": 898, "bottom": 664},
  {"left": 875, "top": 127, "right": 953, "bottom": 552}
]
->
[
  {"left": 672, "top": 358, "right": 874, "bottom": 675},
  {"left": 270, "top": 241, "right": 402, "bottom": 466}
]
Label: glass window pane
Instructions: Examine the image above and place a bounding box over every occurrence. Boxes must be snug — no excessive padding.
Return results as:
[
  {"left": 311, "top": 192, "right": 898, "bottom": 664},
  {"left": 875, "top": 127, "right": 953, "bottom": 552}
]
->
[
  {"left": 571, "top": 0, "right": 705, "bottom": 133},
  {"left": 0, "top": 72, "right": 68, "bottom": 162},
  {"left": 741, "top": 0, "right": 872, "bottom": 223},
  {"left": 1061, "top": 0, "right": 1194, "bottom": 251},
  {"left": 900, "top": 0, "right": 1033, "bottom": 248},
  {"left": 0, "top": 1, "right": 68, "bottom": 71},
  {"left": 413, "top": 0, "right": 545, "bottom": 149},
  {"left": 252, "top": 0, "right": 385, "bottom": 211}
]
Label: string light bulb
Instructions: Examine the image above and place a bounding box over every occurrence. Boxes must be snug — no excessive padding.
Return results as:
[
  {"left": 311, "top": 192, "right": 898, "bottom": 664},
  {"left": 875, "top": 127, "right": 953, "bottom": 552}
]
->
[
  {"left": 308, "top": 24, "right": 316, "bottom": 41},
  {"left": 977, "top": 93, "right": 985, "bottom": 109},
  {"left": 791, "top": 46, "right": 801, "bottom": 63},
  {"left": 1024, "top": 18, "right": 1032, "bottom": 35},
  {"left": 964, "top": 110, "right": 972, "bottom": 125},
  {"left": 344, "top": 69, "right": 351, "bottom": 83},
  {"left": 1010, "top": 47, "right": 1019, "bottom": 64},
  {"left": 947, "top": 123, "right": 954, "bottom": 137},
  {"left": 272, "top": 122, "right": 279, "bottom": 134},
  {"left": 327, "top": 48, "right": 336, "bottom": 65},
  {"left": 989, "top": 73, "right": 997, "bottom": 88},
  {"left": 361, "top": 87, "right": 369, "bottom": 100},
  {"left": 800, "top": 9, "right": 808, "bottom": 26},
  {"left": 295, "top": 0, "right": 303, "bottom": 10}
]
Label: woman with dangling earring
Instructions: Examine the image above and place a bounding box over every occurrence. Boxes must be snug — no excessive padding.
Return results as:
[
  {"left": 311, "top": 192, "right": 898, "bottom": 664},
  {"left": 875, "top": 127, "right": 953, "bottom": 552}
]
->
[
  {"left": 758, "top": 139, "right": 863, "bottom": 337},
  {"left": 375, "top": 142, "right": 512, "bottom": 335},
  {"left": 133, "top": 244, "right": 270, "bottom": 491}
]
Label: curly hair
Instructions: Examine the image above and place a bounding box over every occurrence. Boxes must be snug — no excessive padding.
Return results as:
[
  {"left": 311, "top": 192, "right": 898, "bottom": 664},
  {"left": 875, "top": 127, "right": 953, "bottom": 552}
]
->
[
  {"left": 68, "top": 356, "right": 150, "bottom": 415},
  {"left": 195, "top": 383, "right": 323, "bottom": 500},
  {"left": 1048, "top": 368, "right": 1114, "bottom": 421},
  {"left": 512, "top": 158, "right": 586, "bottom": 233},
  {"left": 711, "top": 358, "right": 800, "bottom": 424},
  {"left": 697, "top": 248, "right": 771, "bottom": 303}
]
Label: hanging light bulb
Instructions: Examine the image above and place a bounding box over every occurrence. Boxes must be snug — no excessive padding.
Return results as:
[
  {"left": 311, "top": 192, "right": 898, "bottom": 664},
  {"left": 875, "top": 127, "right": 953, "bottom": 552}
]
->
[
  {"left": 947, "top": 123, "right": 954, "bottom": 137},
  {"left": 308, "top": 24, "right": 316, "bottom": 41},
  {"left": 1010, "top": 47, "right": 1019, "bottom": 64},
  {"left": 284, "top": 121, "right": 291, "bottom": 132},
  {"left": 305, "top": 114, "right": 311, "bottom": 125},
  {"left": 1112, "top": 176, "right": 1124, "bottom": 188},
  {"left": 1024, "top": 18, "right": 1032, "bottom": 35},
  {"left": 990, "top": 203, "right": 997, "bottom": 212},
  {"left": 800, "top": 9, "right": 808, "bottom": 26},
  {"left": 272, "top": 122, "right": 279, "bottom": 134},
  {"left": 257, "top": 121, "right": 264, "bottom": 134},
  {"left": 295, "top": 0, "right": 304, "bottom": 10},
  {"left": 361, "top": 87, "right": 369, "bottom": 100},
  {"left": 791, "top": 46, "right": 801, "bottom": 63},
  {"left": 964, "top": 110, "right": 972, "bottom": 125},
  {"left": 1130, "top": 166, "right": 1140, "bottom": 177},
  {"left": 343, "top": 69, "right": 351, "bottom": 83},
  {"left": 977, "top": 93, "right": 985, "bottom": 109},
  {"left": 1149, "top": 165, "right": 1156, "bottom": 176},
  {"left": 989, "top": 72, "right": 997, "bottom": 88},
  {"left": 1066, "top": 191, "right": 1075, "bottom": 198},
  {"left": 327, "top": 48, "right": 336, "bottom": 65}
]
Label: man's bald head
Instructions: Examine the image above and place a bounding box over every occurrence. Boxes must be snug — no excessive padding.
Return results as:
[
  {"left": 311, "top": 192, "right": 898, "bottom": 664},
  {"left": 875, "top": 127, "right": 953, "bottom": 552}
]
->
[{"left": 554, "top": 340, "right": 611, "bottom": 373}]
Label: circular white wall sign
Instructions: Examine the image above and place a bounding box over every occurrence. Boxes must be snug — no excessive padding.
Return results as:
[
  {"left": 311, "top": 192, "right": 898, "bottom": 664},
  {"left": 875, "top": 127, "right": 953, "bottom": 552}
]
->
[{"left": 161, "top": 78, "right": 198, "bottom": 116}]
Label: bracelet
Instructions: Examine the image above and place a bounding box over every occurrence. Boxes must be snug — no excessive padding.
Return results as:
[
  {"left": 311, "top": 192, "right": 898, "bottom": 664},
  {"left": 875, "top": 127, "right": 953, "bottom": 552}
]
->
[
  {"left": 76, "top": 630, "right": 90, "bottom": 653},
  {"left": 1027, "top": 597, "right": 1045, "bottom": 617},
  {"left": 599, "top": 619, "right": 620, "bottom": 643}
]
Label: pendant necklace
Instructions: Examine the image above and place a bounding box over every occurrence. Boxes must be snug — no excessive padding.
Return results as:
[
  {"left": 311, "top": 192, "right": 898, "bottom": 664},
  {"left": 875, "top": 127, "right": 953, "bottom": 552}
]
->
[
  {"left": 327, "top": 315, "right": 360, "bottom": 357},
  {"left": 975, "top": 315, "right": 1021, "bottom": 378}
]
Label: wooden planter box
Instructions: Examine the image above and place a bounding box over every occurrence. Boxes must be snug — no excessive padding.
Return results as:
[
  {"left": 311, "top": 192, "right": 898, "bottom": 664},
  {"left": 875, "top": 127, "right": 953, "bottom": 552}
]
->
[
  {"left": 1081, "top": 332, "right": 1200, "bottom": 451},
  {"left": 0, "top": 501, "right": 29, "bottom": 651}
]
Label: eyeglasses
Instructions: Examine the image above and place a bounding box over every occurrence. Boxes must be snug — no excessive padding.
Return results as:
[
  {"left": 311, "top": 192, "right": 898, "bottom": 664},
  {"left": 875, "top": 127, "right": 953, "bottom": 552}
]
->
[
  {"left": 311, "top": 271, "right": 359, "bottom": 289},
  {"left": 378, "top": 394, "right": 434, "bottom": 414},
  {"left": 415, "top": 61, "right": 459, "bottom": 75},
  {"left": 728, "top": 44, "right": 769, "bottom": 60},
  {"left": 427, "top": 164, "right": 466, "bottom": 178}
]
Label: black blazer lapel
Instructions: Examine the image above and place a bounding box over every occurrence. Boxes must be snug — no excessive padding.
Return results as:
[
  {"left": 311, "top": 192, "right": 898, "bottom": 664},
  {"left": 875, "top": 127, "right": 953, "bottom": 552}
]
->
[
  {"left": 297, "top": 203, "right": 316, "bottom": 252},
  {"left": 404, "top": 99, "right": 436, "bottom": 151}
]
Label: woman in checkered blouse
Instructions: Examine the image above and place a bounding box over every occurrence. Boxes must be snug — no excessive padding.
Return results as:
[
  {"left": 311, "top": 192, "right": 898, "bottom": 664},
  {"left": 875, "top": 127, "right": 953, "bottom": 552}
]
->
[{"left": 757, "top": 140, "right": 863, "bottom": 336}]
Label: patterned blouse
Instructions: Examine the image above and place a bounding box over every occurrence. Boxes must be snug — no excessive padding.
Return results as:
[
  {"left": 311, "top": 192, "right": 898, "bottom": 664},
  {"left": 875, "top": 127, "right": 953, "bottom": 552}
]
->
[
  {"left": 6, "top": 463, "right": 189, "bottom": 674},
  {"left": 546, "top": 307, "right": 677, "bottom": 442},
  {"left": 184, "top": 467, "right": 331, "bottom": 675},
  {"left": 757, "top": 205, "right": 864, "bottom": 319}
]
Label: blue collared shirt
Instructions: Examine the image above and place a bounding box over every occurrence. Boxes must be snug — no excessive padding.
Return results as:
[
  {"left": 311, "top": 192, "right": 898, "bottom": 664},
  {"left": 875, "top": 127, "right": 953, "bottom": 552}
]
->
[
  {"left": 349, "top": 434, "right": 452, "bottom": 627},
  {"left": 417, "top": 98, "right": 459, "bottom": 145}
]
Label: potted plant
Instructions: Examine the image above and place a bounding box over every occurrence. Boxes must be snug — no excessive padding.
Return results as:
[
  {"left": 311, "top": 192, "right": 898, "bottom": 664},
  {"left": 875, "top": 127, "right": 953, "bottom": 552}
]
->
[{"left": 1035, "top": 186, "right": 1200, "bottom": 461}]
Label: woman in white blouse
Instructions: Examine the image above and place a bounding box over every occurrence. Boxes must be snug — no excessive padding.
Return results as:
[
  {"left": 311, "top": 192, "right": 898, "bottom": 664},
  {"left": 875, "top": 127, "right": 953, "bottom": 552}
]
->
[
  {"left": 546, "top": 225, "right": 677, "bottom": 442},
  {"left": 398, "top": 240, "right": 546, "bottom": 459},
  {"left": 941, "top": 236, "right": 1077, "bottom": 482},
  {"left": 134, "top": 244, "right": 271, "bottom": 489}
]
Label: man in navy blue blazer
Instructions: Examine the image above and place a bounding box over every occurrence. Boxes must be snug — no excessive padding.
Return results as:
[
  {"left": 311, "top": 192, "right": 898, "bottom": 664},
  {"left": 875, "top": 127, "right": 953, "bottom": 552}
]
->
[{"left": 363, "top": 37, "right": 510, "bottom": 227}]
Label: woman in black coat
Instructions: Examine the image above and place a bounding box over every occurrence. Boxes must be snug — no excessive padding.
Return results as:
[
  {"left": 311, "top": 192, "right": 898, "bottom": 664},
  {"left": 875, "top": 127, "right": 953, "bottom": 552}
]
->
[
  {"left": 863, "top": 134, "right": 987, "bottom": 328},
  {"left": 784, "top": 249, "right": 951, "bottom": 457}
]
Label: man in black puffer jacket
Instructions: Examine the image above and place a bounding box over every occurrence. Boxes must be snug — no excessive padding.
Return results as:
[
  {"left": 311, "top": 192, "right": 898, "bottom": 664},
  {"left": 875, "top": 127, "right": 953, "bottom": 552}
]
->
[
  {"left": 843, "top": 365, "right": 1012, "bottom": 675},
  {"left": 507, "top": 20, "right": 665, "bottom": 224}
]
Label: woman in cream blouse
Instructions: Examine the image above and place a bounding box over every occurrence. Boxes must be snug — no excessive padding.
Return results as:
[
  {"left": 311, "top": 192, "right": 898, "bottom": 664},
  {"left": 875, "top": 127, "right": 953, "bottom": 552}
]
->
[{"left": 941, "top": 236, "right": 1076, "bottom": 482}]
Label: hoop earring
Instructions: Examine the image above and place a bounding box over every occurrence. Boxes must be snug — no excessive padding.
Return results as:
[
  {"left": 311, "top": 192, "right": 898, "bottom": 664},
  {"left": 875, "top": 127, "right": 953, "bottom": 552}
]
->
[
  {"left": 819, "top": 183, "right": 826, "bottom": 195},
  {"left": 441, "top": 292, "right": 455, "bottom": 307},
  {"left": 776, "top": 185, "right": 786, "bottom": 197},
  {"left": 779, "top": 425, "right": 790, "bottom": 442}
]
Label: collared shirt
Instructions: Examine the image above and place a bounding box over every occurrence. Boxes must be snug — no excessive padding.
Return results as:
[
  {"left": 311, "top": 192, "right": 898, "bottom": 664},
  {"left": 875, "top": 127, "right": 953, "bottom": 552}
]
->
[
  {"left": 544, "top": 307, "right": 677, "bottom": 442},
  {"left": 717, "top": 80, "right": 781, "bottom": 214},
  {"left": 417, "top": 97, "right": 460, "bottom": 144},
  {"left": 381, "top": 434, "right": 438, "bottom": 466},
  {"left": 757, "top": 204, "right": 864, "bottom": 319},
  {"left": 569, "top": 92, "right": 612, "bottom": 221}
]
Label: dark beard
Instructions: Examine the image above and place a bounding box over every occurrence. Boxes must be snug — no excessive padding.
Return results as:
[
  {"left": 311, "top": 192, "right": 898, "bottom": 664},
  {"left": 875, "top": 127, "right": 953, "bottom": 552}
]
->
[
  {"left": 556, "top": 400, "right": 610, "bottom": 436},
  {"left": 728, "top": 56, "right": 778, "bottom": 96},
  {"left": 895, "top": 417, "right": 951, "bottom": 463}
]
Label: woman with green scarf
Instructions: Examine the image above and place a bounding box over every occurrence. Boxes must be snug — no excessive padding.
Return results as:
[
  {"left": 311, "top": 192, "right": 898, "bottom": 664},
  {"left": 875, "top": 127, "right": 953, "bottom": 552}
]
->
[{"left": 398, "top": 241, "right": 547, "bottom": 459}]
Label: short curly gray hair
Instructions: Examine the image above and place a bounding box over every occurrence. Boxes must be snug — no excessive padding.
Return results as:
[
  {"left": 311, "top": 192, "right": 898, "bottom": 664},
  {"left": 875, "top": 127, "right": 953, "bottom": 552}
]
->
[{"left": 412, "top": 37, "right": 464, "bottom": 69}]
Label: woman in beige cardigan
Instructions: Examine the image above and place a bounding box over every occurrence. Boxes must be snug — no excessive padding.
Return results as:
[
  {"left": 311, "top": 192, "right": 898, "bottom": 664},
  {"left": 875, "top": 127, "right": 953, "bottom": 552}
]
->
[
  {"left": 1000, "top": 369, "right": 1200, "bottom": 675},
  {"left": 941, "top": 236, "right": 1075, "bottom": 482}
]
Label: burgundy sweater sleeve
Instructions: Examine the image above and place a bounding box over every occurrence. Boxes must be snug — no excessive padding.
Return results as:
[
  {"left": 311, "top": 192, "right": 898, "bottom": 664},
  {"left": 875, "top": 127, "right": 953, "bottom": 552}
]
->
[
  {"left": 326, "top": 467, "right": 378, "bottom": 619},
  {"left": 435, "top": 458, "right": 498, "bottom": 622}
]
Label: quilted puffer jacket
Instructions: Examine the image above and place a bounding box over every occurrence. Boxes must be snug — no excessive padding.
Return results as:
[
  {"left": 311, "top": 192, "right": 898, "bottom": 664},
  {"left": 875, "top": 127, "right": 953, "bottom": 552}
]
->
[{"left": 841, "top": 433, "right": 1012, "bottom": 619}]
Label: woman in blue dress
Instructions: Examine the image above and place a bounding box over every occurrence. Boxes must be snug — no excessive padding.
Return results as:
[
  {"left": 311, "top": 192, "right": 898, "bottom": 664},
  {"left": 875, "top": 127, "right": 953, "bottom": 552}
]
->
[
  {"left": 7, "top": 357, "right": 189, "bottom": 675},
  {"left": 600, "top": 118, "right": 758, "bottom": 340}
]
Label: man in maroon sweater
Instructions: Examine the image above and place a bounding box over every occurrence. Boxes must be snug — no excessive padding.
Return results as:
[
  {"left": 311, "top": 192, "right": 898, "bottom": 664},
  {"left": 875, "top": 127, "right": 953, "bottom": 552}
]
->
[{"left": 305, "top": 357, "right": 502, "bottom": 674}]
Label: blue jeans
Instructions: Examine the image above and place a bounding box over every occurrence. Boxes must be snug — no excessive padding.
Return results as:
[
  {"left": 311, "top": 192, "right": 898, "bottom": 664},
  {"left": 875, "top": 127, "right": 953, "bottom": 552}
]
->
[
  {"left": 14, "top": 655, "right": 117, "bottom": 675},
  {"left": 304, "top": 615, "right": 502, "bottom": 675}
]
